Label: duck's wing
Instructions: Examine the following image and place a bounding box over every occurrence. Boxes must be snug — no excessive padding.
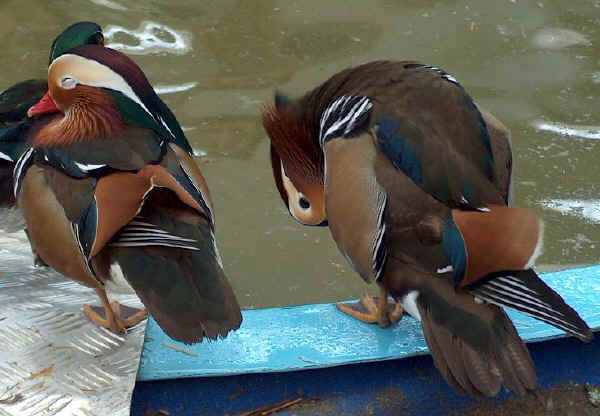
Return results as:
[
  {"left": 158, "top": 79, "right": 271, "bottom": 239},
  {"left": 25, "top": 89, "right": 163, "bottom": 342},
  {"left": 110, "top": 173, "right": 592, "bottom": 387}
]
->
[{"left": 16, "top": 127, "right": 240, "bottom": 343}]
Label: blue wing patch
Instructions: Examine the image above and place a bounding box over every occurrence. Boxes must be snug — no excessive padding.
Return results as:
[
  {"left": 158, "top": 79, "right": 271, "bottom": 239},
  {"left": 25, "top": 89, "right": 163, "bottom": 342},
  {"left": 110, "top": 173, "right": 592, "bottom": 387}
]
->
[
  {"left": 441, "top": 216, "right": 467, "bottom": 286},
  {"left": 375, "top": 117, "right": 423, "bottom": 186},
  {"left": 457, "top": 91, "right": 496, "bottom": 183},
  {"left": 77, "top": 198, "right": 98, "bottom": 258},
  {"left": 403, "top": 62, "right": 496, "bottom": 185}
]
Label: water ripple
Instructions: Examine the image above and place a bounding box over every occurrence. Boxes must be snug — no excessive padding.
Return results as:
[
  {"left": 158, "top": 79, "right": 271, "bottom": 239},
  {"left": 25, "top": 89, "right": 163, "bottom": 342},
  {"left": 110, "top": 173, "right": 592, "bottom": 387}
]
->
[
  {"left": 541, "top": 199, "right": 600, "bottom": 223},
  {"left": 90, "top": 0, "right": 126, "bottom": 10},
  {"left": 531, "top": 28, "right": 591, "bottom": 49},
  {"left": 105, "top": 21, "right": 191, "bottom": 55},
  {"left": 154, "top": 82, "right": 198, "bottom": 95},
  {"left": 532, "top": 120, "right": 600, "bottom": 140}
]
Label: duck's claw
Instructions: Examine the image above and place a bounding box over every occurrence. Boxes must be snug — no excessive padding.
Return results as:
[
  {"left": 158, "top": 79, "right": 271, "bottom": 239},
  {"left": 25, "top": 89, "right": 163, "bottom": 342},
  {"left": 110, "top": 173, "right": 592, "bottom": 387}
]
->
[
  {"left": 83, "top": 288, "right": 147, "bottom": 334},
  {"left": 336, "top": 289, "right": 403, "bottom": 328}
]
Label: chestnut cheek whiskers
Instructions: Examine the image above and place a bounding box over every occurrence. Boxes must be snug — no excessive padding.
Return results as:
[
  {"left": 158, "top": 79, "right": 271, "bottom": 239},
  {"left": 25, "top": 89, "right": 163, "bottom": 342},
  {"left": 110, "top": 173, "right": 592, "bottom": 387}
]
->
[{"left": 33, "top": 87, "right": 124, "bottom": 147}]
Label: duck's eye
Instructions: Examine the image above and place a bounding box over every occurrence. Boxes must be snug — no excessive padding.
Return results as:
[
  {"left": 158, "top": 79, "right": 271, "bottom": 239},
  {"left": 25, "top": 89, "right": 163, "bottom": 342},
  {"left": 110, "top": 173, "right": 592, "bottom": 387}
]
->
[
  {"left": 298, "top": 195, "right": 310, "bottom": 210},
  {"left": 60, "top": 76, "right": 77, "bottom": 89}
]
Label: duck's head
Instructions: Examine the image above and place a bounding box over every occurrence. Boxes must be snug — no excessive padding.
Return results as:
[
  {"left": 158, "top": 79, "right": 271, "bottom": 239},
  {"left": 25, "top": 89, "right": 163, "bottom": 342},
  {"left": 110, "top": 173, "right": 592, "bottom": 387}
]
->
[
  {"left": 28, "top": 45, "right": 178, "bottom": 146},
  {"left": 49, "top": 21, "right": 104, "bottom": 64},
  {"left": 262, "top": 93, "right": 327, "bottom": 226}
]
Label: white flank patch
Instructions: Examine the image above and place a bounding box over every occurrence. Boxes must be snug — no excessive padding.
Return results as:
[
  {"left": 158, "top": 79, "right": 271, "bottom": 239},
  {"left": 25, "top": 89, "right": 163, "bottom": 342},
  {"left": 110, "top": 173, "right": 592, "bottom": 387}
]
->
[
  {"left": 211, "top": 232, "right": 224, "bottom": 268},
  {"left": 105, "top": 262, "right": 136, "bottom": 294},
  {"left": 525, "top": 220, "right": 544, "bottom": 269},
  {"left": 401, "top": 291, "right": 421, "bottom": 322}
]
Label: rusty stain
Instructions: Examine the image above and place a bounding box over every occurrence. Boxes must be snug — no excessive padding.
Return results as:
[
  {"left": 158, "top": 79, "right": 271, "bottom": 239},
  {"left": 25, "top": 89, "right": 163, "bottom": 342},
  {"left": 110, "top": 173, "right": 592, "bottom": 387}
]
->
[
  {"left": 0, "top": 394, "right": 24, "bottom": 405},
  {"left": 80, "top": 387, "right": 98, "bottom": 393},
  {"left": 229, "top": 386, "right": 250, "bottom": 400},
  {"left": 234, "top": 397, "right": 303, "bottom": 416},
  {"left": 28, "top": 364, "right": 54, "bottom": 380},
  {"left": 162, "top": 342, "right": 198, "bottom": 356}
]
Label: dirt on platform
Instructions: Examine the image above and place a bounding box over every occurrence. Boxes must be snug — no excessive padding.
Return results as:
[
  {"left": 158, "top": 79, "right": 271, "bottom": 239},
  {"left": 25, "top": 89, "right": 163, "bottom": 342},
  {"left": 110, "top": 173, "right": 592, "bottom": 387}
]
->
[{"left": 461, "top": 384, "right": 600, "bottom": 416}]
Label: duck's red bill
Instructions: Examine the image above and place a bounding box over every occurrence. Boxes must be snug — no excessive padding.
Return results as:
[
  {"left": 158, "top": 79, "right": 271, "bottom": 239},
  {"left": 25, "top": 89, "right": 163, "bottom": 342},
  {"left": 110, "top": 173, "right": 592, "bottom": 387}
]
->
[{"left": 27, "top": 91, "right": 59, "bottom": 117}]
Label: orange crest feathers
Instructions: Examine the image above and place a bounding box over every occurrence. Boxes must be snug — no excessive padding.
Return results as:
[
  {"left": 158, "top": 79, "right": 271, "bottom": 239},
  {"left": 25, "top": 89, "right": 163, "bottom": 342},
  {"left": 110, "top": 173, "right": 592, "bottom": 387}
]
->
[{"left": 261, "top": 104, "right": 324, "bottom": 185}]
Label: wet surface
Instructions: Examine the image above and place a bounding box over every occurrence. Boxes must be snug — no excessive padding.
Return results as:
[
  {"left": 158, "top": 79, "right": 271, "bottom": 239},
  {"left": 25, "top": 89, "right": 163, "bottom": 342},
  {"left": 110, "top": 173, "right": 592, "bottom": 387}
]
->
[{"left": 0, "top": 1, "right": 599, "bottom": 308}]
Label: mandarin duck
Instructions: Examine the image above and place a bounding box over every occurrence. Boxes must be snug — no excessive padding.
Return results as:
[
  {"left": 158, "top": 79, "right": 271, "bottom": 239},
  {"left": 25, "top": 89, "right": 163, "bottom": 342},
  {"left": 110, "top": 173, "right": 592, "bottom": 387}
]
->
[
  {"left": 263, "top": 60, "right": 592, "bottom": 396},
  {"left": 16, "top": 44, "right": 241, "bottom": 343},
  {"left": 1, "top": 21, "right": 105, "bottom": 207}
]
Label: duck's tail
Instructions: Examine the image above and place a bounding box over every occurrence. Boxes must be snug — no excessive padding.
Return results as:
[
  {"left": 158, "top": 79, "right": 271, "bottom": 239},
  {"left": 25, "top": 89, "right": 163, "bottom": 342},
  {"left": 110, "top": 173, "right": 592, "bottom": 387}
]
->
[{"left": 413, "top": 278, "right": 538, "bottom": 396}]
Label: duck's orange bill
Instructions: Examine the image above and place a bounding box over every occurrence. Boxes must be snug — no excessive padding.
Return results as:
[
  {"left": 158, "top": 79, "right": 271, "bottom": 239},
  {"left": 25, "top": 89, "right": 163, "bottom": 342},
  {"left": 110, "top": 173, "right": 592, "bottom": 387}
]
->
[{"left": 27, "top": 91, "right": 59, "bottom": 117}]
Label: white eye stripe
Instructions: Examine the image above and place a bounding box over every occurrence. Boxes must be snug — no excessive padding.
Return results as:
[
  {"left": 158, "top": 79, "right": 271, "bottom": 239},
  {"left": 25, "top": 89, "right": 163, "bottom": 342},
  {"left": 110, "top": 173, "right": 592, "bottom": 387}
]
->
[
  {"left": 51, "top": 54, "right": 155, "bottom": 122},
  {"left": 280, "top": 160, "right": 290, "bottom": 181}
]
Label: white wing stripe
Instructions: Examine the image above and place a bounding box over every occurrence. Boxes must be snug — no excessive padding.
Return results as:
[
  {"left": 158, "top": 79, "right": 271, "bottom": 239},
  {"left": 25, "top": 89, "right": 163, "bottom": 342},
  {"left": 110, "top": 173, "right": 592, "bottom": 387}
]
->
[
  {"left": 178, "top": 160, "right": 214, "bottom": 223},
  {"left": 319, "top": 96, "right": 373, "bottom": 146},
  {"left": 479, "top": 282, "right": 560, "bottom": 316},
  {"left": 0, "top": 151, "right": 13, "bottom": 162},
  {"left": 474, "top": 288, "right": 580, "bottom": 333},
  {"left": 485, "top": 279, "right": 551, "bottom": 307},
  {"left": 111, "top": 217, "right": 200, "bottom": 251},
  {"left": 12, "top": 147, "right": 34, "bottom": 197},
  {"left": 372, "top": 192, "right": 388, "bottom": 282},
  {"left": 111, "top": 241, "right": 200, "bottom": 251},
  {"left": 496, "top": 276, "right": 539, "bottom": 295},
  {"left": 74, "top": 162, "right": 107, "bottom": 172}
]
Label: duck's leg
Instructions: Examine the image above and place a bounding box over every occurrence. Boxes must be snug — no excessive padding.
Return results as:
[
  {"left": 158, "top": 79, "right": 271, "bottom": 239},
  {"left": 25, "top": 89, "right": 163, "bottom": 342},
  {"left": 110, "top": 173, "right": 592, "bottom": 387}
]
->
[
  {"left": 118, "top": 303, "right": 148, "bottom": 327},
  {"left": 83, "top": 287, "right": 148, "bottom": 333},
  {"left": 24, "top": 228, "right": 48, "bottom": 267},
  {"left": 336, "top": 286, "right": 403, "bottom": 328}
]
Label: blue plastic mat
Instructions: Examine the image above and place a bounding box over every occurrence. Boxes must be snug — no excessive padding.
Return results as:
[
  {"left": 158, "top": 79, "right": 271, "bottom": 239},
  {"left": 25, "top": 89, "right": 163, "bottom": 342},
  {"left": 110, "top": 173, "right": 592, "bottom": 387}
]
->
[{"left": 137, "top": 265, "right": 600, "bottom": 381}]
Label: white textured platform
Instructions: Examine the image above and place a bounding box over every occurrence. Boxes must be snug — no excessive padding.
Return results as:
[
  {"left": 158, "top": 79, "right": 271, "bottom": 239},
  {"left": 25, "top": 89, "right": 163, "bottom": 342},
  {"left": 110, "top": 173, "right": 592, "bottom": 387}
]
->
[{"left": 0, "top": 210, "right": 146, "bottom": 416}]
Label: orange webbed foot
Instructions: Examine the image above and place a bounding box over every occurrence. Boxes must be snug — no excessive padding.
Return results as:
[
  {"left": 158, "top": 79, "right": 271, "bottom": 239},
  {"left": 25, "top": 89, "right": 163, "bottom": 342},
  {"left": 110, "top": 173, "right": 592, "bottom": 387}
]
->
[
  {"left": 336, "top": 290, "right": 403, "bottom": 328},
  {"left": 83, "top": 288, "right": 148, "bottom": 334}
]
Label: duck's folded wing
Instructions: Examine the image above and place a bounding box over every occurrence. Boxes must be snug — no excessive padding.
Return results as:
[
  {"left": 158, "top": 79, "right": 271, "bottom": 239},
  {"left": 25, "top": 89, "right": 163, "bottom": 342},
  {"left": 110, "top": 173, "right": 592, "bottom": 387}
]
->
[
  {"left": 16, "top": 130, "right": 239, "bottom": 343},
  {"left": 370, "top": 65, "right": 503, "bottom": 209},
  {"left": 0, "top": 120, "right": 32, "bottom": 206},
  {"left": 90, "top": 147, "right": 238, "bottom": 343},
  {"left": 319, "top": 65, "right": 505, "bottom": 210},
  {"left": 0, "top": 79, "right": 47, "bottom": 125}
]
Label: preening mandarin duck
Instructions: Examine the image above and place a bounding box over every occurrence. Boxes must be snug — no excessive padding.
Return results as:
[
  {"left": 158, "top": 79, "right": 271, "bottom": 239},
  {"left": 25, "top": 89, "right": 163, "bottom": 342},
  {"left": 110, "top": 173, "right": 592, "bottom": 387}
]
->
[
  {"left": 263, "top": 60, "right": 593, "bottom": 396},
  {"left": 17, "top": 44, "right": 241, "bottom": 343},
  {"left": 0, "top": 21, "right": 104, "bottom": 207}
]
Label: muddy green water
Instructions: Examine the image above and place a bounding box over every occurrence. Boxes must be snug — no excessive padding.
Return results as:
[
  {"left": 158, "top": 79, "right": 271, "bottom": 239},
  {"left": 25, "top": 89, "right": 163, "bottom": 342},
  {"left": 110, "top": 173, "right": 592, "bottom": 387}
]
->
[{"left": 1, "top": 0, "right": 599, "bottom": 308}]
